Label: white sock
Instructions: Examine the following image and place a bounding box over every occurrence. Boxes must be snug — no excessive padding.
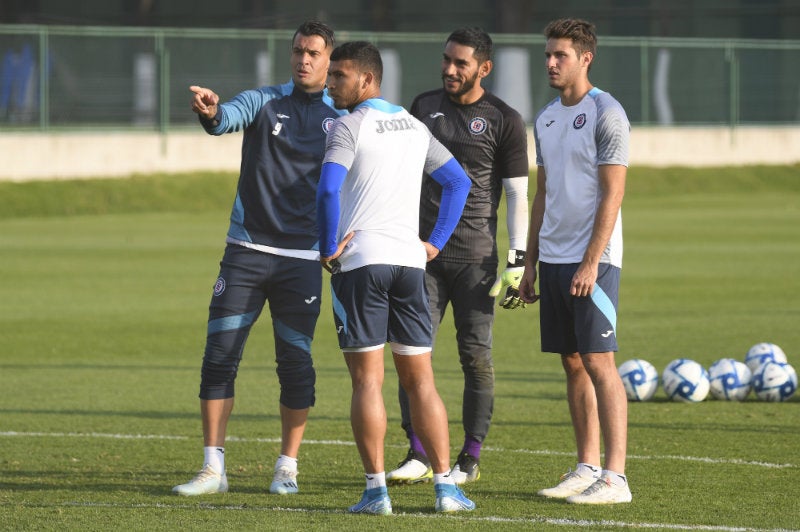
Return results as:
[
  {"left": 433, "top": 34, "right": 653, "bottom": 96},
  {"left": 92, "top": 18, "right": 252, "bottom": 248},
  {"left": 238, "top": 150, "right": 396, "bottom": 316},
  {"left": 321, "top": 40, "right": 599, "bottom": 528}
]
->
[
  {"left": 434, "top": 472, "right": 455, "bottom": 486},
  {"left": 204, "top": 446, "right": 225, "bottom": 474},
  {"left": 603, "top": 469, "right": 628, "bottom": 486},
  {"left": 577, "top": 462, "right": 601, "bottom": 478},
  {"left": 275, "top": 454, "right": 298, "bottom": 472},
  {"left": 365, "top": 472, "right": 386, "bottom": 490}
]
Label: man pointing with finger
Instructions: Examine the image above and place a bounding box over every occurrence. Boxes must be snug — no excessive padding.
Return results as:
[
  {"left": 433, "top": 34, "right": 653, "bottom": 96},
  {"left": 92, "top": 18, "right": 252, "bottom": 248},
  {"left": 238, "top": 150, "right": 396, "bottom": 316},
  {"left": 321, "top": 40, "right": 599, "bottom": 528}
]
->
[{"left": 172, "top": 20, "right": 343, "bottom": 497}]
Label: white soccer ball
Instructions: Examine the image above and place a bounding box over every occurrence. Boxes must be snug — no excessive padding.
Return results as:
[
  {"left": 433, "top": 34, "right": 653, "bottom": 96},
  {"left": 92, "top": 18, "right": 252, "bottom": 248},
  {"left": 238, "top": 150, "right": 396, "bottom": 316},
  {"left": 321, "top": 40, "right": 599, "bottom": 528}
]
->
[
  {"left": 744, "top": 342, "right": 787, "bottom": 373},
  {"left": 662, "top": 358, "right": 710, "bottom": 402},
  {"left": 752, "top": 361, "right": 797, "bottom": 402},
  {"left": 618, "top": 359, "right": 659, "bottom": 401},
  {"left": 708, "top": 358, "right": 752, "bottom": 401}
]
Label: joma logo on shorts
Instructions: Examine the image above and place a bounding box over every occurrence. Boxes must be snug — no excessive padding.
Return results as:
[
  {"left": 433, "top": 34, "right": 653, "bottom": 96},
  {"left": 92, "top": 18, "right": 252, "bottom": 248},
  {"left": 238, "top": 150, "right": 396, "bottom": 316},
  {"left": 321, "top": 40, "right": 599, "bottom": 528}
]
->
[{"left": 375, "top": 118, "right": 416, "bottom": 134}]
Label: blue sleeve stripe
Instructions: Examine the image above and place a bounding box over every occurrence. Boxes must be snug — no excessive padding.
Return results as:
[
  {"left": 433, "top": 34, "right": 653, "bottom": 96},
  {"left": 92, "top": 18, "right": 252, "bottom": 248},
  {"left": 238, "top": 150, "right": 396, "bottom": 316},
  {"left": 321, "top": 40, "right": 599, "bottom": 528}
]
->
[
  {"left": 427, "top": 157, "right": 471, "bottom": 250},
  {"left": 213, "top": 85, "right": 282, "bottom": 133},
  {"left": 316, "top": 162, "right": 348, "bottom": 257}
]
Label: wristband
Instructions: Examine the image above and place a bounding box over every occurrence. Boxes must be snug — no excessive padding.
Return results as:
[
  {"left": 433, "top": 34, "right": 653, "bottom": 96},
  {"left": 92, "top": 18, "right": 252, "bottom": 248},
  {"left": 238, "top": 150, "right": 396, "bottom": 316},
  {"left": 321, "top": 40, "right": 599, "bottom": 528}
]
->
[{"left": 507, "top": 249, "right": 526, "bottom": 267}]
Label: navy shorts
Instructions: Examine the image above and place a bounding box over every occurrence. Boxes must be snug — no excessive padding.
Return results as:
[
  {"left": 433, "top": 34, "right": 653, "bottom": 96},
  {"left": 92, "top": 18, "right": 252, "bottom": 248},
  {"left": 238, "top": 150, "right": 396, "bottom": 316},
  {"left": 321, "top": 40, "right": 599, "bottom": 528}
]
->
[
  {"left": 539, "top": 262, "right": 620, "bottom": 355},
  {"left": 329, "top": 264, "right": 432, "bottom": 351},
  {"left": 200, "top": 244, "right": 321, "bottom": 408}
]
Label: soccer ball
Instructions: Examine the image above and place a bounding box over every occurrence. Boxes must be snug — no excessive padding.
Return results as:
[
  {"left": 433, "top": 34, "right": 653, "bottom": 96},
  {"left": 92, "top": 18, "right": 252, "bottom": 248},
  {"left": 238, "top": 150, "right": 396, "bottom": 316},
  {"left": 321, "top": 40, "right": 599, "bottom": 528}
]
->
[
  {"left": 744, "top": 342, "right": 787, "bottom": 373},
  {"left": 662, "top": 358, "right": 710, "bottom": 402},
  {"left": 708, "top": 358, "right": 752, "bottom": 401},
  {"left": 752, "top": 361, "right": 797, "bottom": 402},
  {"left": 618, "top": 359, "right": 659, "bottom": 401}
]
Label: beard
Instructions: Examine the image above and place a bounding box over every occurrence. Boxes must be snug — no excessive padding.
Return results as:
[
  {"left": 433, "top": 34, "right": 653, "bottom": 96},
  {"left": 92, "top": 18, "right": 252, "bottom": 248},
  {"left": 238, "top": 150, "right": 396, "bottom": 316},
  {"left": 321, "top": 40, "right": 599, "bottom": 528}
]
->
[
  {"left": 442, "top": 70, "right": 479, "bottom": 99},
  {"left": 331, "top": 76, "right": 365, "bottom": 110}
]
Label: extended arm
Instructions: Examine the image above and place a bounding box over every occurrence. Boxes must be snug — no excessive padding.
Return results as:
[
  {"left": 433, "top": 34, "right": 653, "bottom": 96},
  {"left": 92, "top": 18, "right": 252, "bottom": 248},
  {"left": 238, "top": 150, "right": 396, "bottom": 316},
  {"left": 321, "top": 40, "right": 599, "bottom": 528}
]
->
[{"left": 189, "top": 85, "right": 275, "bottom": 135}]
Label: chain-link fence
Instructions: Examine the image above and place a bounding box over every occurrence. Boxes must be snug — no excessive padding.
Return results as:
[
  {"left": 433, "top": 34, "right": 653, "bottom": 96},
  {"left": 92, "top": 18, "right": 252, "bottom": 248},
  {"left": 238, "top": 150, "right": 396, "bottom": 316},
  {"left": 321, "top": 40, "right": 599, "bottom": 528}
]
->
[{"left": 2, "top": 24, "right": 799, "bottom": 130}]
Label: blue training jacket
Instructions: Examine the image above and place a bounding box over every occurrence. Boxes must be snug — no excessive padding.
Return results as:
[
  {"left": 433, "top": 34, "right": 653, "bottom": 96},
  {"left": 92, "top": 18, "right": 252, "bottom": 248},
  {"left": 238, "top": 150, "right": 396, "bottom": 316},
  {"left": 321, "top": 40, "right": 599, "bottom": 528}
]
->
[{"left": 200, "top": 80, "right": 344, "bottom": 252}]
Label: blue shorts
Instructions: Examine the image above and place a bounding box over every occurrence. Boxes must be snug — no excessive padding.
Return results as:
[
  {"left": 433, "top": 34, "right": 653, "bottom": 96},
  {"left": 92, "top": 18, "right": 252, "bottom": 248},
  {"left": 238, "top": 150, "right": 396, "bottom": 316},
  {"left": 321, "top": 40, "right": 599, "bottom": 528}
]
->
[
  {"left": 539, "top": 262, "right": 620, "bottom": 355},
  {"left": 329, "top": 264, "right": 432, "bottom": 352},
  {"left": 200, "top": 244, "right": 321, "bottom": 408}
]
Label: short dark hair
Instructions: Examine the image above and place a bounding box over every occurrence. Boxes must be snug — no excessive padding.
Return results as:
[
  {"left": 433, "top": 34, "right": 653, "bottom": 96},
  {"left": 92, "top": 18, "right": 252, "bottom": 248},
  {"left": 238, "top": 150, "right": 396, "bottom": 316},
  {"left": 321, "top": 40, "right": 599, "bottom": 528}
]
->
[
  {"left": 446, "top": 27, "right": 493, "bottom": 64},
  {"left": 544, "top": 18, "right": 597, "bottom": 58},
  {"left": 293, "top": 20, "right": 335, "bottom": 49},
  {"left": 330, "top": 41, "right": 383, "bottom": 85}
]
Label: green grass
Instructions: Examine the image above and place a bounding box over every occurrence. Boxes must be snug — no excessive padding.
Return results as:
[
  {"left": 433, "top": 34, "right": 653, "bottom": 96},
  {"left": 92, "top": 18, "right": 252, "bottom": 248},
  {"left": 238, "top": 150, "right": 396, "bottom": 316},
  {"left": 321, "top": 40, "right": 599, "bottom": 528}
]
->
[
  {"left": 1, "top": 167, "right": 799, "bottom": 530},
  {"left": 0, "top": 172, "right": 235, "bottom": 219}
]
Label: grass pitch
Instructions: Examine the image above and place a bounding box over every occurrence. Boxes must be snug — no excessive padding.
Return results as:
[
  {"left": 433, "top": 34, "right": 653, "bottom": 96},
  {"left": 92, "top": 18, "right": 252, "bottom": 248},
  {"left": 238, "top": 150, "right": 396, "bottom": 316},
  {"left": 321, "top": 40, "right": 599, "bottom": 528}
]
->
[{"left": 1, "top": 166, "right": 799, "bottom": 530}]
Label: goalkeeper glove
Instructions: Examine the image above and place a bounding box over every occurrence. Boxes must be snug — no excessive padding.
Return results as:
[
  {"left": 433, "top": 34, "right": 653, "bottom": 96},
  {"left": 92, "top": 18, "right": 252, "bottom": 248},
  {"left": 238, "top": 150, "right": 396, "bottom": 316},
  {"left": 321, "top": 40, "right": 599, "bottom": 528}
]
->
[{"left": 489, "top": 250, "right": 527, "bottom": 309}]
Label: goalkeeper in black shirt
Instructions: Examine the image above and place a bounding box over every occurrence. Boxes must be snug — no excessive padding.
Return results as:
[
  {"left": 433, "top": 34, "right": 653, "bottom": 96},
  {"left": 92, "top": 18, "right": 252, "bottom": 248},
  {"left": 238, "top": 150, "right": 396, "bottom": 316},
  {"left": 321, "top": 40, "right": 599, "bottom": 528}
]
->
[{"left": 387, "top": 27, "right": 530, "bottom": 485}]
